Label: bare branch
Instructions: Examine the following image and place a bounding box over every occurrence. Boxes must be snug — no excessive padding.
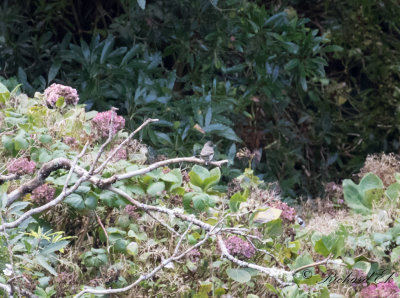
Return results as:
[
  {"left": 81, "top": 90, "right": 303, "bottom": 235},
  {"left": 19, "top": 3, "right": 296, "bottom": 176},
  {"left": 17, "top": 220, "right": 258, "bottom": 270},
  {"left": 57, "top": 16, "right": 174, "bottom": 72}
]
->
[
  {"left": 0, "top": 174, "right": 18, "bottom": 185},
  {"left": 6, "top": 158, "right": 72, "bottom": 206},
  {"left": 63, "top": 141, "right": 89, "bottom": 192},
  {"left": 244, "top": 235, "right": 284, "bottom": 268},
  {"left": 145, "top": 211, "right": 180, "bottom": 236},
  {"left": 291, "top": 255, "right": 332, "bottom": 274},
  {"left": 74, "top": 216, "right": 217, "bottom": 298},
  {"left": 88, "top": 107, "right": 118, "bottom": 175},
  {"left": 95, "top": 118, "right": 159, "bottom": 175},
  {"left": 1, "top": 144, "right": 90, "bottom": 231},
  {"left": 174, "top": 223, "right": 192, "bottom": 255},
  {"left": 101, "top": 157, "right": 228, "bottom": 187},
  {"left": 216, "top": 235, "right": 294, "bottom": 286}
]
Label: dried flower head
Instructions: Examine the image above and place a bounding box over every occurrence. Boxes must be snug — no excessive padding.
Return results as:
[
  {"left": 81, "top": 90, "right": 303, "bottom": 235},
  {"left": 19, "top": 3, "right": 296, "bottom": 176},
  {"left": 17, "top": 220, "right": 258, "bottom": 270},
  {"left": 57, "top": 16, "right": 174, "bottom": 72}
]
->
[
  {"left": 360, "top": 280, "right": 400, "bottom": 297},
  {"left": 187, "top": 249, "right": 201, "bottom": 263},
  {"left": 124, "top": 205, "right": 139, "bottom": 220},
  {"left": 44, "top": 83, "right": 79, "bottom": 107},
  {"left": 7, "top": 157, "right": 36, "bottom": 176},
  {"left": 32, "top": 184, "right": 55, "bottom": 205},
  {"left": 91, "top": 110, "right": 125, "bottom": 138},
  {"left": 350, "top": 269, "right": 368, "bottom": 292},
  {"left": 236, "top": 148, "right": 252, "bottom": 159},
  {"left": 63, "top": 136, "right": 77, "bottom": 146},
  {"left": 110, "top": 145, "right": 128, "bottom": 162},
  {"left": 266, "top": 199, "right": 296, "bottom": 223},
  {"left": 359, "top": 153, "right": 400, "bottom": 187},
  {"left": 222, "top": 236, "right": 255, "bottom": 259}
]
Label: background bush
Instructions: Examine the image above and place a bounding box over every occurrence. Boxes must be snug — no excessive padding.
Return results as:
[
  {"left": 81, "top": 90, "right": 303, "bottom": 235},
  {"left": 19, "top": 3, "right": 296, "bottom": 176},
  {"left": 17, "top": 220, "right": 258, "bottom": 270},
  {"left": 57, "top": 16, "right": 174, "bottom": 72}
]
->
[{"left": 1, "top": 0, "right": 400, "bottom": 199}]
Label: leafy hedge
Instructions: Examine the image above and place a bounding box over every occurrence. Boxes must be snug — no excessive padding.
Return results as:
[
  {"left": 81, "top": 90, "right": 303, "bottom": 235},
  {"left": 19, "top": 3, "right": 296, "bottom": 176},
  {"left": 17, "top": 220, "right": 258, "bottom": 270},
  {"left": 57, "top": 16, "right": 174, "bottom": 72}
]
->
[
  {"left": 2, "top": 0, "right": 400, "bottom": 199},
  {"left": 1, "top": 83, "right": 400, "bottom": 297}
]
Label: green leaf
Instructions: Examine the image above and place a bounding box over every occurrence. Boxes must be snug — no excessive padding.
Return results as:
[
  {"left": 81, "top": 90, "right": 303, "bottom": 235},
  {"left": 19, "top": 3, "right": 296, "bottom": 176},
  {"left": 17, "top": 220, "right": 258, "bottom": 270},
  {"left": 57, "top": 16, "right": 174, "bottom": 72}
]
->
[
  {"left": 0, "top": 82, "right": 10, "bottom": 103},
  {"left": 40, "top": 240, "right": 69, "bottom": 255},
  {"left": 48, "top": 61, "right": 61, "bottom": 83},
  {"left": 226, "top": 268, "right": 251, "bottom": 283},
  {"left": 14, "top": 132, "right": 29, "bottom": 150},
  {"left": 284, "top": 59, "right": 299, "bottom": 71},
  {"left": 192, "top": 193, "right": 209, "bottom": 211},
  {"left": 229, "top": 191, "right": 247, "bottom": 212},
  {"left": 100, "top": 36, "right": 115, "bottom": 64},
  {"left": 189, "top": 165, "right": 209, "bottom": 187},
  {"left": 373, "top": 232, "right": 392, "bottom": 244},
  {"left": 147, "top": 182, "right": 165, "bottom": 196},
  {"left": 113, "top": 239, "right": 128, "bottom": 253},
  {"left": 203, "top": 123, "right": 241, "bottom": 142},
  {"left": 299, "top": 76, "right": 307, "bottom": 91},
  {"left": 84, "top": 195, "right": 98, "bottom": 210},
  {"left": 386, "top": 182, "right": 400, "bottom": 201},
  {"left": 35, "top": 255, "right": 57, "bottom": 276},
  {"left": 39, "top": 134, "right": 52, "bottom": 144},
  {"left": 64, "top": 193, "right": 85, "bottom": 210},
  {"left": 2, "top": 135, "right": 14, "bottom": 152},
  {"left": 343, "top": 179, "right": 372, "bottom": 214},
  {"left": 121, "top": 45, "right": 140, "bottom": 65},
  {"left": 127, "top": 242, "right": 139, "bottom": 256},
  {"left": 137, "top": 0, "right": 146, "bottom": 10},
  {"left": 314, "top": 239, "right": 330, "bottom": 257},
  {"left": 203, "top": 167, "right": 221, "bottom": 190},
  {"left": 56, "top": 96, "right": 65, "bottom": 108},
  {"left": 391, "top": 247, "right": 400, "bottom": 263},
  {"left": 160, "top": 169, "right": 182, "bottom": 184},
  {"left": 359, "top": 173, "right": 384, "bottom": 192},
  {"left": 39, "top": 150, "right": 52, "bottom": 163},
  {"left": 253, "top": 208, "right": 282, "bottom": 224}
]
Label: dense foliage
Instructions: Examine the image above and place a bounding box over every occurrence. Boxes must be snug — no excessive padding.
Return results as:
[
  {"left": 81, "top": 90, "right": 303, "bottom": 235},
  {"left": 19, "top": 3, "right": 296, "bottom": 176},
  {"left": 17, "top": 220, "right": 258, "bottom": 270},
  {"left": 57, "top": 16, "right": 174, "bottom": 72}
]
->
[
  {"left": 1, "top": 1, "right": 400, "bottom": 198},
  {"left": 0, "top": 0, "right": 356, "bottom": 198},
  {"left": 1, "top": 83, "right": 400, "bottom": 297}
]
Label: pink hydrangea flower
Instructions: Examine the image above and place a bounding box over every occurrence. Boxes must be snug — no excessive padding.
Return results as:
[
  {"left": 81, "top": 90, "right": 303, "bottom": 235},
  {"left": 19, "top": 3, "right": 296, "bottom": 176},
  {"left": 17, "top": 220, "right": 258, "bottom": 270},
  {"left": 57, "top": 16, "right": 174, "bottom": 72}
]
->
[
  {"left": 111, "top": 145, "right": 128, "bottom": 162},
  {"left": 187, "top": 249, "right": 201, "bottom": 263},
  {"left": 360, "top": 280, "right": 400, "bottom": 297},
  {"left": 7, "top": 158, "right": 36, "bottom": 176},
  {"left": 267, "top": 200, "right": 296, "bottom": 222},
  {"left": 91, "top": 110, "right": 125, "bottom": 138},
  {"left": 222, "top": 236, "right": 255, "bottom": 259},
  {"left": 63, "top": 137, "right": 77, "bottom": 146},
  {"left": 44, "top": 83, "right": 79, "bottom": 107},
  {"left": 32, "top": 184, "right": 55, "bottom": 205}
]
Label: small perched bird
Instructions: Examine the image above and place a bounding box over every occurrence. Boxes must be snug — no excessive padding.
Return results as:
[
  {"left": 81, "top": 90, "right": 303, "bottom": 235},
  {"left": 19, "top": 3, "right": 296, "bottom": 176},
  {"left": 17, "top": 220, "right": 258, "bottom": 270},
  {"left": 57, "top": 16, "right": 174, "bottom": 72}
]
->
[{"left": 200, "top": 141, "right": 215, "bottom": 165}]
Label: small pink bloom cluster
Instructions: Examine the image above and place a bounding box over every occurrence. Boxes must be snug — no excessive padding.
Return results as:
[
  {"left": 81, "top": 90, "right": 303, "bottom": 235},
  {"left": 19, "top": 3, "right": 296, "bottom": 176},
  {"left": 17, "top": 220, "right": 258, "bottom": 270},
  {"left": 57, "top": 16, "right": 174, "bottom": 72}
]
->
[
  {"left": 360, "top": 280, "right": 400, "bottom": 298},
  {"left": 32, "top": 184, "right": 55, "bottom": 205},
  {"left": 7, "top": 158, "right": 36, "bottom": 176},
  {"left": 223, "top": 236, "right": 255, "bottom": 259},
  {"left": 124, "top": 205, "right": 138, "bottom": 218},
  {"left": 91, "top": 110, "right": 125, "bottom": 138},
  {"left": 64, "top": 137, "right": 77, "bottom": 146},
  {"left": 351, "top": 269, "right": 368, "bottom": 291},
  {"left": 44, "top": 83, "right": 79, "bottom": 107},
  {"left": 111, "top": 146, "right": 128, "bottom": 162},
  {"left": 267, "top": 199, "right": 296, "bottom": 223},
  {"left": 187, "top": 249, "right": 201, "bottom": 263}
]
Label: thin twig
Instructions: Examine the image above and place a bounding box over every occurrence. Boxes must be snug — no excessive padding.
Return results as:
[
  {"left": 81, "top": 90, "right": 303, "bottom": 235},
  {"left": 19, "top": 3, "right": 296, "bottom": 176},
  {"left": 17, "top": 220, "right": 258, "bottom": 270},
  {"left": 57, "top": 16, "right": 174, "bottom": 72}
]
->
[
  {"left": 95, "top": 118, "right": 159, "bottom": 175},
  {"left": 63, "top": 141, "right": 89, "bottom": 192},
  {"left": 245, "top": 235, "right": 284, "bottom": 269},
  {"left": 292, "top": 255, "right": 333, "bottom": 275},
  {"left": 74, "top": 216, "right": 219, "bottom": 297},
  {"left": 146, "top": 211, "right": 180, "bottom": 236},
  {"left": 217, "top": 235, "right": 294, "bottom": 286},
  {"left": 89, "top": 107, "right": 117, "bottom": 175},
  {"left": 94, "top": 211, "right": 110, "bottom": 254}
]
